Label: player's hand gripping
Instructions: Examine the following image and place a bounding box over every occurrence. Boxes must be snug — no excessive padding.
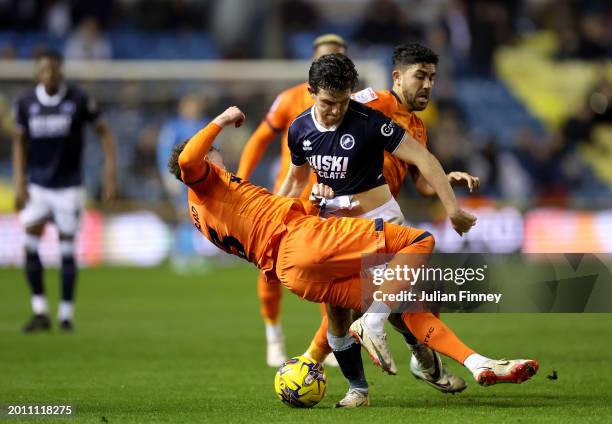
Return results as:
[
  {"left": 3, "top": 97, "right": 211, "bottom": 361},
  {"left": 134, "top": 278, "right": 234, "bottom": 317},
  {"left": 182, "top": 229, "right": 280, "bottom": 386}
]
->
[
  {"left": 449, "top": 208, "right": 477, "bottom": 236},
  {"left": 309, "top": 183, "right": 334, "bottom": 206},
  {"left": 213, "top": 106, "right": 246, "bottom": 128},
  {"left": 448, "top": 172, "right": 480, "bottom": 193}
]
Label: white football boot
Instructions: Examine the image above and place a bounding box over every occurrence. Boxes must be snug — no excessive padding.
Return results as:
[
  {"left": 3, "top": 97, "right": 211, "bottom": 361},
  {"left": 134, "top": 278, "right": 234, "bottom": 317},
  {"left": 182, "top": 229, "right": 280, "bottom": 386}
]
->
[
  {"left": 409, "top": 345, "right": 467, "bottom": 394},
  {"left": 472, "top": 358, "right": 539, "bottom": 386},
  {"left": 349, "top": 317, "right": 397, "bottom": 375},
  {"left": 334, "top": 389, "right": 370, "bottom": 408}
]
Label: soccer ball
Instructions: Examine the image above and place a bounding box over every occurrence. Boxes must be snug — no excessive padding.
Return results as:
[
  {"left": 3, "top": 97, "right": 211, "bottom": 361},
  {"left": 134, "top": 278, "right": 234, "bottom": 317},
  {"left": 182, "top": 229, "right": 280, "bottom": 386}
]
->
[{"left": 274, "top": 356, "right": 327, "bottom": 408}]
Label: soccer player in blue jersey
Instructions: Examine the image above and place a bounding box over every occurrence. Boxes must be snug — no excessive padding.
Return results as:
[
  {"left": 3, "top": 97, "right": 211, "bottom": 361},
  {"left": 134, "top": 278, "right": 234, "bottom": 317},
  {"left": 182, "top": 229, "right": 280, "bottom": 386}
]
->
[{"left": 12, "top": 50, "right": 117, "bottom": 332}]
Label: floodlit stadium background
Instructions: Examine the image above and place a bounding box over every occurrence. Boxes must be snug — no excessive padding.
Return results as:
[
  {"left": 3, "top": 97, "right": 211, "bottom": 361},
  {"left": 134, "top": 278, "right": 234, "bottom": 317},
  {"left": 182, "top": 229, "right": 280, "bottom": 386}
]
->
[{"left": 0, "top": 0, "right": 611, "bottom": 268}]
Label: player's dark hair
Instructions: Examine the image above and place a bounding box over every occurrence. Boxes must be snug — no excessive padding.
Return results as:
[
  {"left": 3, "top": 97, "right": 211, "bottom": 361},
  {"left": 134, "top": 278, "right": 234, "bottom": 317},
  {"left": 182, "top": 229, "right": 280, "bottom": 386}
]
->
[
  {"left": 168, "top": 139, "right": 221, "bottom": 182},
  {"left": 392, "top": 43, "right": 438, "bottom": 69},
  {"left": 308, "top": 53, "right": 358, "bottom": 94},
  {"left": 35, "top": 49, "right": 63, "bottom": 63}
]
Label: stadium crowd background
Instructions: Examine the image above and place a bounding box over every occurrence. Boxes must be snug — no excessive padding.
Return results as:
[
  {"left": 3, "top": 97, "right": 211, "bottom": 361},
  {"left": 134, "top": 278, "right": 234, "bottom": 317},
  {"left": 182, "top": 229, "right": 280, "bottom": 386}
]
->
[{"left": 0, "top": 0, "right": 611, "bottom": 265}]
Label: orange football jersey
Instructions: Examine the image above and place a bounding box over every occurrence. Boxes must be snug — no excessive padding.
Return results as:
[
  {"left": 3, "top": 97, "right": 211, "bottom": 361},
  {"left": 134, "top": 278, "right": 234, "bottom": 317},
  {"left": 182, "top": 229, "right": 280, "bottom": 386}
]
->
[
  {"left": 188, "top": 165, "right": 303, "bottom": 275},
  {"left": 353, "top": 88, "right": 429, "bottom": 197}
]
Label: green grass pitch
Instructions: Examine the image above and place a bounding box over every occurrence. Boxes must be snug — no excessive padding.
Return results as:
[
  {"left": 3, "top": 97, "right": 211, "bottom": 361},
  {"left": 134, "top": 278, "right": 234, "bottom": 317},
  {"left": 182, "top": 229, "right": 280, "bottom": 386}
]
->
[{"left": 1, "top": 264, "right": 611, "bottom": 423}]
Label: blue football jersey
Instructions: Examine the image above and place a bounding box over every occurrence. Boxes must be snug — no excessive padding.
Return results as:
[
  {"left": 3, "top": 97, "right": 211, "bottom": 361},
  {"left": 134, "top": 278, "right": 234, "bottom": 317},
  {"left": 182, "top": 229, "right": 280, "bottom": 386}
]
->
[
  {"left": 14, "top": 83, "right": 101, "bottom": 188},
  {"left": 288, "top": 100, "right": 405, "bottom": 196}
]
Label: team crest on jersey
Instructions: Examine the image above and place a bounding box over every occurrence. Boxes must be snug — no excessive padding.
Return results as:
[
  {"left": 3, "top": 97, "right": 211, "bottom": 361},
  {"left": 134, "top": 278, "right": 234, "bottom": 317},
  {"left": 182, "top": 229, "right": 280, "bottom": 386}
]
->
[
  {"left": 303, "top": 139, "right": 312, "bottom": 151},
  {"left": 28, "top": 103, "right": 41, "bottom": 115},
  {"left": 380, "top": 123, "right": 395, "bottom": 137},
  {"left": 340, "top": 134, "right": 355, "bottom": 150}
]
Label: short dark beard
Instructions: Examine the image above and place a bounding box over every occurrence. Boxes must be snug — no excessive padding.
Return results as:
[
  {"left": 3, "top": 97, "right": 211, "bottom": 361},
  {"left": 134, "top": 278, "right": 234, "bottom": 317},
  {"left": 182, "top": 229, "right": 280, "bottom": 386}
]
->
[{"left": 404, "top": 89, "right": 427, "bottom": 112}]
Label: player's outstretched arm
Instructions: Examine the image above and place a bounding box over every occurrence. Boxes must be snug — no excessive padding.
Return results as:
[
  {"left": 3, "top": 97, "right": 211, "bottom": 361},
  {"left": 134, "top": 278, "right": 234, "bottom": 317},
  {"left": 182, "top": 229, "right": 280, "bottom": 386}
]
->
[
  {"left": 412, "top": 169, "right": 480, "bottom": 197},
  {"left": 94, "top": 120, "right": 118, "bottom": 201},
  {"left": 178, "top": 106, "right": 245, "bottom": 184},
  {"left": 393, "top": 135, "right": 476, "bottom": 235},
  {"left": 277, "top": 163, "right": 311, "bottom": 198},
  {"left": 236, "top": 121, "right": 277, "bottom": 180},
  {"left": 12, "top": 129, "right": 28, "bottom": 211}
]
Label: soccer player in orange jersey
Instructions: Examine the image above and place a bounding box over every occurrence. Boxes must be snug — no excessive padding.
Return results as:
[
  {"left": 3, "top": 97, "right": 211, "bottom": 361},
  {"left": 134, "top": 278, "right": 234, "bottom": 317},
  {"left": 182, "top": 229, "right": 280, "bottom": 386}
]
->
[
  {"left": 237, "top": 34, "right": 348, "bottom": 367},
  {"left": 168, "top": 106, "right": 539, "bottom": 401}
]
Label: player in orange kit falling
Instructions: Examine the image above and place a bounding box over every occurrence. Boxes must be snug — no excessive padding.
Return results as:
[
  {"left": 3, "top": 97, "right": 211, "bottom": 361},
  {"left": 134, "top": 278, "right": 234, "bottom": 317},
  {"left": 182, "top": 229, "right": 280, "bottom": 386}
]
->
[
  {"left": 168, "top": 105, "right": 539, "bottom": 400},
  {"left": 236, "top": 34, "right": 348, "bottom": 366}
]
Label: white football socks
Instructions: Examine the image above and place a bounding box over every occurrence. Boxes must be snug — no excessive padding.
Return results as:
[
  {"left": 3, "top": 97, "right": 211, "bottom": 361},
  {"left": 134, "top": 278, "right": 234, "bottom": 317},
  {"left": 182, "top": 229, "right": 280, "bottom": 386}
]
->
[
  {"left": 362, "top": 300, "right": 391, "bottom": 333},
  {"left": 58, "top": 301, "right": 74, "bottom": 321},
  {"left": 326, "top": 331, "right": 355, "bottom": 351},
  {"left": 265, "top": 323, "right": 283, "bottom": 344},
  {"left": 463, "top": 353, "right": 492, "bottom": 372},
  {"left": 31, "top": 295, "right": 49, "bottom": 315}
]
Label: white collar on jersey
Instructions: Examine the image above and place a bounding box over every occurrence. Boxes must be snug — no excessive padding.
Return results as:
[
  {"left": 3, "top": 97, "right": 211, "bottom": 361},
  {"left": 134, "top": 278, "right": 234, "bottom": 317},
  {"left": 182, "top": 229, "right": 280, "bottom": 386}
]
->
[
  {"left": 310, "top": 105, "right": 339, "bottom": 132},
  {"left": 35, "top": 83, "right": 67, "bottom": 107}
]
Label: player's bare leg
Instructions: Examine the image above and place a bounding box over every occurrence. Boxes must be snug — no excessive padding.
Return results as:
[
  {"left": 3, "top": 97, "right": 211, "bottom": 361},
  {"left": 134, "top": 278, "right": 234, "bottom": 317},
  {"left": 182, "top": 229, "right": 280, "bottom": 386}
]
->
[{"left": 22, "top": 222, "right": 50, "bottom": 333}]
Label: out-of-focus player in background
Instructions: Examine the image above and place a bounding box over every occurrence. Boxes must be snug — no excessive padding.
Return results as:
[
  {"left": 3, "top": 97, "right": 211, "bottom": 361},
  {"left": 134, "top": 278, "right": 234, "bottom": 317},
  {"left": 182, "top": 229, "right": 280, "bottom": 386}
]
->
[
  {"left": 12, "top": 49, "right": 117, "bottom": 332},
  {"left": 237, "top": 34, "right": 347, "bottom": 367},
  {"left": 156, "top": 94, "right": 208, "bottom": 271}
]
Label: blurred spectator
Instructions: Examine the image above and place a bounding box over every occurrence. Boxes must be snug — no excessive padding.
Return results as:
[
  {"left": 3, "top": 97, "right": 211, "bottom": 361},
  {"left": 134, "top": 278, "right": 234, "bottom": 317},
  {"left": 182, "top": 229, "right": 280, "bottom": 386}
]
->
[
  {"left": 0, "top": 42, "right": 17, "bottom": 60},
  {"left": 438, "top": 0, "right": 471, "bottom": 76},
  {"left": 575, "top": 12, "right": 610, "bottom": 60},
  {"left": 354, "top": 0, "right": 422, "bottom": 47},
  {"left": 72, "top": 0, "right": 114, "bottom": 29},
  {"left": 210, "top": 0, "right": 261, "bottom": 58},
  {"left": 467, "top": 0, "right": 515, "bottom": 76},
  {"left": 44, "top": 0, "right": 72, "bottom": 37},
  {"left": 156, "top": 94, "right": 208, "bottom": 213},
  {"left": 130, "top": 124, "right": 165, "bottom": 201},
  {"left": 64, "top": 16, "right": 112, "bottom": 60},
  {"left": 4, "top": 0, "right": 43, "bottom": 30},
  {"left": 280, "top": 0, "right": 321, "bottom": 33},
  {"left": 131, "top": 0, "right": 208, "bottom": 31},
  {"left": 515, "top": 127, "right": 566, "bottom": 200}
]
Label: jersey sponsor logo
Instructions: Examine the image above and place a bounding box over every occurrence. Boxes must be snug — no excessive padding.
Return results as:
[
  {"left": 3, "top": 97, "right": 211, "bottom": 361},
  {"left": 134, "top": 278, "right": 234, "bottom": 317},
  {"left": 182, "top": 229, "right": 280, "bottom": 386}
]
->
[
  {"left": 28, "top": 114, "right": 72, "bottom": 138},
  {"left": 307, "top": 155, "right": 349, "bottom": 179},
  {"left": 303, "top": 139, "right": 312, "bottom": 151},
  {"left": 340, "top": 134, "right": 355, "bottom": 150},
  {"left": 381, "top": 122, "right": 395, "bottom": 137}
]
